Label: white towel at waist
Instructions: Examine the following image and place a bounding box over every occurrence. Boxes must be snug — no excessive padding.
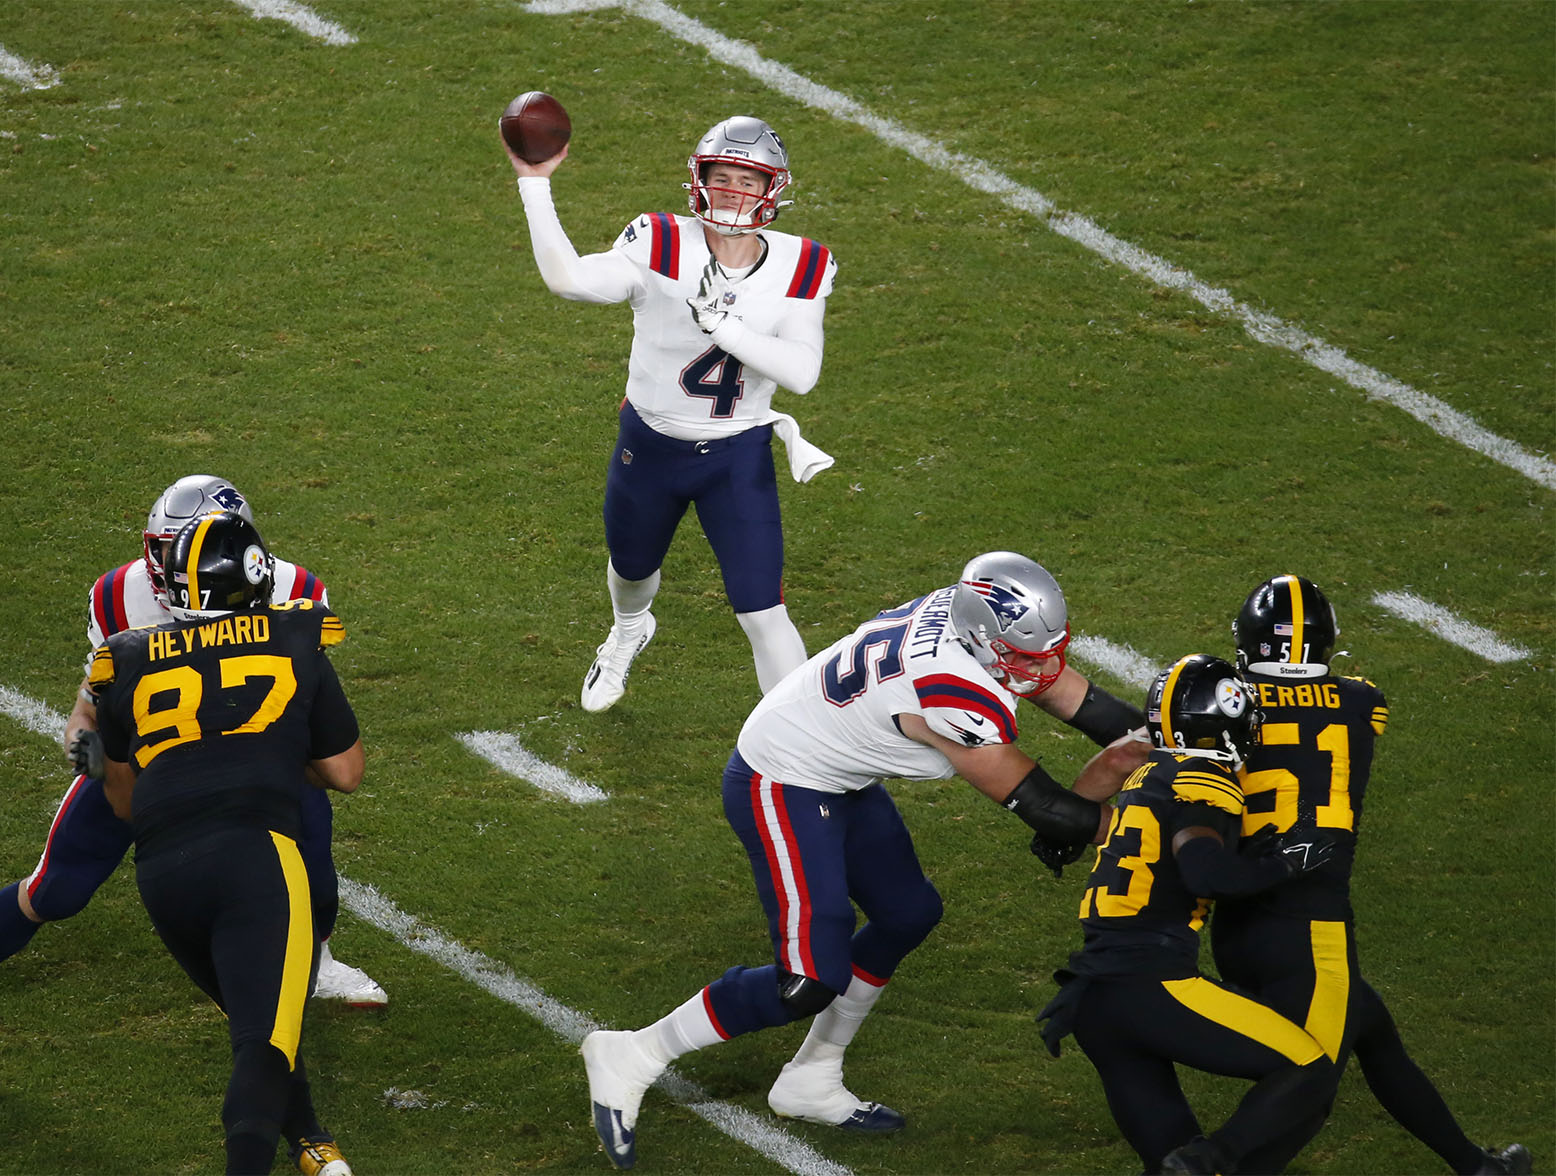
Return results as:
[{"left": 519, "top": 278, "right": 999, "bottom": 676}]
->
[{"left": 761, "top": 410, "right": 834, "bottom": 483}]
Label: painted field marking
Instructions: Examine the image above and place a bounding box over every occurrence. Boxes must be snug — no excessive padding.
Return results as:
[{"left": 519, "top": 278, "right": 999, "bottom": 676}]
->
[
  {"left": 456, "top": 730, "right": 609, "bottom": 803},
  {"left": 1371, "top": 591, "right": 1533, "bottom": 663},
  {"left": 0, "top": 685, "right": 64, "bottom": 741},
  {"left": 0, "top": 46, "right": 60, "bottom": 90},
  {"left": 1070, "top": 634, "right": 1162, "bottom": 692},
  {"left": 340, "top": 877, "right": 856, "bottom": 1176},
  {"left": 523, "top": 0, "right": 1556, "bottom": 494},
  {"left": 229, "top": 0, "right": 358, "bottom": 46}
]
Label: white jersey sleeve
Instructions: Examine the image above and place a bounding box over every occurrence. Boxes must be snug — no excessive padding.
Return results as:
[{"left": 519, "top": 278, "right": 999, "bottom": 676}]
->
[
  {"left": 517, "top": 176, "right": 641, "bottom": 304},
  {"left": 736, "top": 586, "right": 1018, "bottom": 794}
]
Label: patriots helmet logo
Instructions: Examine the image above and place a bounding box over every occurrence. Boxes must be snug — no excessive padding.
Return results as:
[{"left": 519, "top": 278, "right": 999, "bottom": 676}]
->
[
  {"left": 212, "top": 486, "right": 248, "bottom": 515},
  {"left": 965, "top": 578, "right": 1029, "bottom": 634}
]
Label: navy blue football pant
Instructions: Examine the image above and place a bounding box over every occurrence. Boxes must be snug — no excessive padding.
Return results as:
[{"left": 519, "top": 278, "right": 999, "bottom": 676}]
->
[
  {"left": 603, "top": 401, "right": 784, "bottom": 614},
  {"left": 702, "top": 750, "right": 944, "bottom": 1039},
  {"left": 6, "top": 773, "right": 339, "bottom": 950}
]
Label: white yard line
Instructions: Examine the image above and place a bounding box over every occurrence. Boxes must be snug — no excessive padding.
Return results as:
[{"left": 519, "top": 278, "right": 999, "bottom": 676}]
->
[
  {"left": 1371, "top": 591, "right": 1532, "bottom": 664},
  {"left": 229, "top": 0, "right": 357, "bottom": 46},
  {"left": 340, "top": 876, "right": 856, "bottom": 1176},
  {"left": 0, "top": 45, "right": 60, "bottom": 89},
  {"left": 524, "top": 0, "right": 1556, "bottom": 493},
  {"left": 456, "top": 730, "right": 609, "bottom": 803},
  {"left": 1069, "top": 634, "right": 1162, "bottom": 692}
]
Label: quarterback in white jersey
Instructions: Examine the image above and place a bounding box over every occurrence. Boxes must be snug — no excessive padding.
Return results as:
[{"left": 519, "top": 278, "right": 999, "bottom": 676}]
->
[
  {"left": 0, "top": 475, "right": 386, "bottom": 1010},
  {"left": 577, "top": 553, "right": 1150, "bottom": 1171},
  {"left": 506, "top": 115, "right": 835, "bottom": 713}
]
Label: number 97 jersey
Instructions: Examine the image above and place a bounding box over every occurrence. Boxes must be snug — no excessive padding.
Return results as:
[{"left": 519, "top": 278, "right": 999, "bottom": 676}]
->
[{"left": 736, "top": 585, "right": 1019, "bottom": 794}]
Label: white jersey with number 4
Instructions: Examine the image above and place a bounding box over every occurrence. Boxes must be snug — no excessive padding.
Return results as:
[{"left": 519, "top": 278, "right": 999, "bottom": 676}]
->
[
  {"left": 609, "top": 213, "right": 835, "bottom": 439},
  {"left": 736, "top": 586, "right": 1020, "bottom": 794}
]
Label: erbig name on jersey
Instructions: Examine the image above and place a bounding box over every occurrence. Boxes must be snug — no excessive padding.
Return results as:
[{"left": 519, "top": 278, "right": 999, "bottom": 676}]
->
[{"left": 737, "top": 587, "right": 1018, "bottom": 794}]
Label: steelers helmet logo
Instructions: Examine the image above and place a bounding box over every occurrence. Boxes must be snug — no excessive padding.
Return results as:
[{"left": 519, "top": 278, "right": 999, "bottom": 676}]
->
[
  {"left": 243, "top": 544, "right": 268, "bottom": 585},
  {"left": 1214, "top": 677, "right": 1247, "bottom": 717}
]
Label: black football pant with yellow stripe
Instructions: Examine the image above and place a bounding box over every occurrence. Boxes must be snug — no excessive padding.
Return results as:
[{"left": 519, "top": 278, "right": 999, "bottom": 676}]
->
[
  {"left": 1072, "top": 973, "right": 1335, "bottom": 1174},
  {"left": 136, "top": 827, "right": 325, "bottom": 1175},
  {"left": 1213, "top": 910, "right": 1488, "bottom": 1174}
]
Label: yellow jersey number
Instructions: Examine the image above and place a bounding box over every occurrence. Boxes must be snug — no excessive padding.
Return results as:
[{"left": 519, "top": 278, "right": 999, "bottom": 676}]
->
[
  {"left": 130, "top": 654, "right": 298, "bottom": 768},
  {"left": 1239, "top": 721, "right": 1354, "bottom": 837}
]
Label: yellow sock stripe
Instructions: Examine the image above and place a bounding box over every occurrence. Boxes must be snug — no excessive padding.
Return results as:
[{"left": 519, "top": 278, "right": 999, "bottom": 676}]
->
[
  {"left": 183, "top": 512, "right": 222, "bottom": 611},
  {"left": 267, "top": 831, "right": 314, "bottom": 1070},
  {"left": 1161, "top": 976, "right": 1325, "bottom": 1065},
  {"left": 1303, "top": 920, "right": 1351, "bottom": 1061}
]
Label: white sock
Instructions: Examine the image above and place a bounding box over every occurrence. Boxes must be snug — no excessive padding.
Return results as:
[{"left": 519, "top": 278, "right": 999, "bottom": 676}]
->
[
  {"left": 790, "top": 972, "right": 887, "bottom": 1068},
  {"left": 607, "top": 559, "right": 659, "bottom": 630},
  {"left": 736, "top": 603, "right": 807, "bottom": 693},
  {"left": 641, "top": 988, "right": 725, "bottom": 1064}
]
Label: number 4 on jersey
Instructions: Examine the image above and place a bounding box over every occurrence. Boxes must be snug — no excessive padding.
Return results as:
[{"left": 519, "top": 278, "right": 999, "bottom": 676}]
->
[{"left": 681, "top": 345, "right": 745, "bottom": 418}]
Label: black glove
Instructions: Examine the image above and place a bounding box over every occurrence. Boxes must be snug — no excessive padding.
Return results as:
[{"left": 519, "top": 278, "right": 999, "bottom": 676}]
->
[
  {"left": 1265, "top": 826, "right": 1335, "bottom": 876},
  {"left": 1030, "top": 831, "right": 1088, "bottom": 879},
  {"left": 68, "top": 730, "right": 105, "bottom": 780}
]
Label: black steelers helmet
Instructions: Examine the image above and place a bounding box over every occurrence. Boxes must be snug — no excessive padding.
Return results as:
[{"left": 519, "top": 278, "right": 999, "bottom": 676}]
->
[
  {"left": 1233, "top": 574, "right": 1338, "bottom": 678},
  {"left": 164, "top": 511, "right": 274, "bottom": 623},
  {"left": 1146, "top": 653, "right": 1261, "bottom": 768}
]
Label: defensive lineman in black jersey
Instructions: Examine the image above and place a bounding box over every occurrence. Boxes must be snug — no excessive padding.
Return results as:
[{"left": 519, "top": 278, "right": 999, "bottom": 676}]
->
[
  {"left": 1212, "top": 575, "right": 1530, "bottom": 1176},
  {"left": 92, "top": 512, "right": 363, "bottom": 1176},
  {"left": 1039, "top": 654, "right": 1339, "bottom": 1175}
]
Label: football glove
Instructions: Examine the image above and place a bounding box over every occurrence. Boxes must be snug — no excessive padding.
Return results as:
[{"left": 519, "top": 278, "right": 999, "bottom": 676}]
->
[
  {"left": 68, "top": 730, "right": 105, "bottom": 780},
  {"left": 1030, "top": 831, "right": 1088, "bottom": 879},
  {"left": 686, "top": 257, "right": 732, "bottom": 334},
  {"left": 1253, "top": 825, "right": 1336, "bottom": 876}
]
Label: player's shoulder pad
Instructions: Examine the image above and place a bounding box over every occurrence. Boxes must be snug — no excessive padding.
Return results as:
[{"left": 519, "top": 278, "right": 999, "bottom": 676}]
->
[
  {"left": 1170, "top": 761, "right": 1245, "bottom": 817},
  {"left": 271, "top": 557, "right": 328, "bottom": 604},
  {"left": 1340, "top": 674, "right": 1389, "bottom": 735},
  {"left": 779, "top": 234, "right": 835, "bottom": 300},
  {"left": 270, "top": 599, "right": 346, "bottom": 649},
  {"left": 86, "top": 643, "right": 115, "bottom": 689},
  {"left": 913, "top": 668, "right": 1018, "bottom": 747},
  {"left": 613, "top": 211, "right": 685, "bottom": 279}
]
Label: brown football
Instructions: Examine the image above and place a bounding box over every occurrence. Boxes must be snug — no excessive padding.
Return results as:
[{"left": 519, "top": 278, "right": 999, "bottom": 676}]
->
[{"left": 500, "top": 91, "right": 571, "bottom": 164}]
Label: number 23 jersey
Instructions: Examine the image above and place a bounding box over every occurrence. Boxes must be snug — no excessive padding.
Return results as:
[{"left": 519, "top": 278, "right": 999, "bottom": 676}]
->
[{"left": 736, "top": 585, "right": 1018, "bottom": 794}]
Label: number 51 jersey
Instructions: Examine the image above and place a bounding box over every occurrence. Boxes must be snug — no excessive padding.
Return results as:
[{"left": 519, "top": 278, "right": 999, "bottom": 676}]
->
[{"left": 736, "top": 585, "right": 1019, "bottom": 794}]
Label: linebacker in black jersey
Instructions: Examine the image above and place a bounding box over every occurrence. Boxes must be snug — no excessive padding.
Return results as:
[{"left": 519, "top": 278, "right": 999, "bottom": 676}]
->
[
  {"left": 1211, "top": 575, "right": 1530, "bottom": 1176},
  {"left": 1038, "top": 654, "right": 1339, "bottom": 1176},
  {"left": 91, "top": 512, "right": 363, "bottom": 1176}
]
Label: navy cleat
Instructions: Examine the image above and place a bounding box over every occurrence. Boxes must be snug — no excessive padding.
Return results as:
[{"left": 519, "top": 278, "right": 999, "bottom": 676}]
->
[
  {"left": 767, "top": 1060, "right": 906, "bottom": 1133},
  {"left": 582, "top": 1030, "right": 665, "bottom": 1170},
  {"left": 591, "top": 1102, "right": 636, "bottom": 1171}
]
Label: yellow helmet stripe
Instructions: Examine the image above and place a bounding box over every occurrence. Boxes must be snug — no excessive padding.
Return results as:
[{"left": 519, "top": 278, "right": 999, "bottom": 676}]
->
[
  {"left": 1279, "top": 573, "right": 1305, "bottom": 661},
  {"left": 183, "top": 512, "right": 222, "bottom": 612},
  {"left": 1159, "top": 655, "right": 1190, "bottom": 750}
]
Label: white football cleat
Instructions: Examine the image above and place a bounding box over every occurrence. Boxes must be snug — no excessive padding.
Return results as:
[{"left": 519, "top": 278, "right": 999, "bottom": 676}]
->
[
  {"left": 582, "top": 1029, "right": 666, "bottom": 1169},
  {"left": 580, "top": 613, "right": 656, "bottom": 713},
  {"left": 312, "top": 941, "right": 388, "bottom": 1007},
  {"left": 768, "top": 1060, "right": 906, "bottom": 1133}
]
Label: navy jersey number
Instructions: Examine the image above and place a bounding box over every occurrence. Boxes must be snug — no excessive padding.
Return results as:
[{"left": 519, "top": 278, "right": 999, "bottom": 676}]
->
[
  {"left": 821, "top": 599, "right": 924, "bottom": 706},
  {"left": 681, "top": 346, "right": 745, "bottom": 418}
]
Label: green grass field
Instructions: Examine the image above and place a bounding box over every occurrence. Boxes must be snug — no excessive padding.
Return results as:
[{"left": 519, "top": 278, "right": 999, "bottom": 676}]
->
[{"left": 1, "top": 2, "right": 1551, "bottom": 1173}]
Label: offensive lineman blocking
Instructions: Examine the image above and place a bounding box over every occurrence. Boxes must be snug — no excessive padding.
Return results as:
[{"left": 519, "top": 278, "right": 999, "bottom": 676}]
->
[
  {"left": 579, "top": 552, "right": 1149, "bottom": 1170},
  {"left": 504, "top": 115, "right": 836, "bottom": 711}
]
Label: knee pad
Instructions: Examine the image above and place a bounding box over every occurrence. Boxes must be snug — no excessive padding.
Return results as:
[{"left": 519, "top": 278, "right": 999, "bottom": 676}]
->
[{"left": 778, "top": 971, "right": 838, "bottom": 1020}]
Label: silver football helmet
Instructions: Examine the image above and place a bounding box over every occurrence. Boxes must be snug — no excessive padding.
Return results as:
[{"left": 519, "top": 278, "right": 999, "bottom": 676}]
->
[
  {"left": 144, "top": 474, "right": 253, "bottom": 600},
  {"left": 949, "top": 551, "right": 1070, "bottom": 696},
  {"left": 684, "top": 116, "right": 792, "bottom": 235}
]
